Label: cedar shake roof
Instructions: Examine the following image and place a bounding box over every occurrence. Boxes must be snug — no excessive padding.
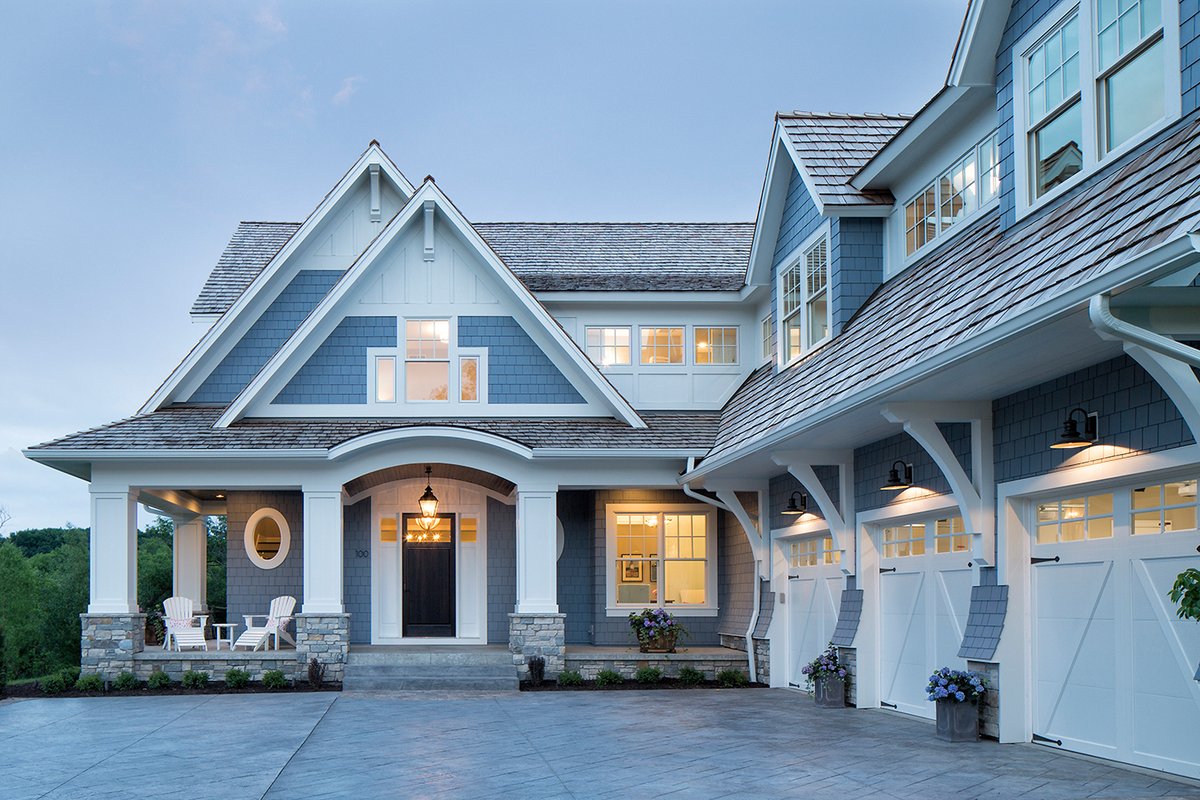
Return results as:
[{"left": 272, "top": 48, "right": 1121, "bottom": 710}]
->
[{"left": 777, "top": 112, "right": 911, "bottom": 207}]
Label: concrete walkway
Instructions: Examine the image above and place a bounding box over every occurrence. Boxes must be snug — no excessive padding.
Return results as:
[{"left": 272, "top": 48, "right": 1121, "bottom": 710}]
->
[{"left": 2, "top": 690, "right": 1198, "bottom": 799}]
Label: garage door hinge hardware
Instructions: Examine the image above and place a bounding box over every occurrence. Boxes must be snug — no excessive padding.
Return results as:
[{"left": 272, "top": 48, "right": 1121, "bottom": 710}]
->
[
  {"left": 880, "top": 701, "right": 898, "bottom": 709},
  {"left": 1032, "top": 733, "right": 1062, "bottom": 746},
  {"left": 788, "top": 682, "right": 802, "bottom": 689},
  {"left": 880, "top": 566, "right": 897, "bottom": 573},
  {"left": 1030, "top": 556, "right": 1061, "bottom": 564}
]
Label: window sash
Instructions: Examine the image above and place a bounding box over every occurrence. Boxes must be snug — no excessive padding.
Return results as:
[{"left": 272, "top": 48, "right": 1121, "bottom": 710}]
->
[
  {"left": 612, "top": 510, "right": 711, "bottom": 608},
  {"left": 903, "top": 131, "right": 1000, "bottom": 258},
  {"left": 639, "top": 327, "right": 684, "bottom": 365},
  {"left": 695, "top": 327, "right": 738, "bottom": 365},
  {"left": 779, "top": 230, "right": 831, "bottom": 362}
]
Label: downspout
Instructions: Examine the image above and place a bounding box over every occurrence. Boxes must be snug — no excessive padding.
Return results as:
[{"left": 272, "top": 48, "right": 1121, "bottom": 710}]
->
[
  {"left": 682, "top": 457, "right": 761, "bottom": 683},
  {"left": 1088, "top": 293, "right": 1200, "bottom": 367}
]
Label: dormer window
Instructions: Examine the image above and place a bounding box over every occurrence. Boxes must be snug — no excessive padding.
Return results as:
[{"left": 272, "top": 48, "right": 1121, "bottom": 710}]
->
[
  {"left": 778, "top": 226, "right": 831, "bottom": 364},
  {"left": 903, "top": 131, "right": 1000, "bottom": 258}
]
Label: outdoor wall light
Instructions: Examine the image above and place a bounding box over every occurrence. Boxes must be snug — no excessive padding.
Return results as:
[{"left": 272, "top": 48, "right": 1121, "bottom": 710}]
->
[
  {"left": 1049, "top": 408, "right": 1098, "bottom": 449},
  {"left": 881, "top": 461, "right": 913, "bottom": 491},
  {"left": 781, "top": 491, "right": 811, "bottom": 517}
]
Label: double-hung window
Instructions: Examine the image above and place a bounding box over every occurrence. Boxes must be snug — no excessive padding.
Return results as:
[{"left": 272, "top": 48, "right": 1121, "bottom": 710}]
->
[
  {"left": 585, "top": 326, "right": 631, "bottom": 367},
  {"left": 903, "top": 131, "right": 1000, "bottom": 258},
  {"left": 1016, "top": 0, "right": 1177, "bottom": 211},
  {"left": 606, "top": 505, "right": 717, "bottom": 614},
  {"left": 778, "top": 228, "right": 830, "bottom": 363},
  {"left": 405, "top": 319, "right": 450, "bottom": 401}
]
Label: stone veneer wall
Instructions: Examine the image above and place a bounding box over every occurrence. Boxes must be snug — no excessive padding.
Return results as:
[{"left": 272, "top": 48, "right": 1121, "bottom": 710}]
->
[
  {"left": 131, "top": 654, "right": 297, "bottom": 682},
  {"left": 80, "top": 614, "right": 145, "bottom": 679},
  {"left": 718, "top": 634, "right": 770, "bottom": 683},
  {"left": 509, "top": 613, "right": 565, "bottom": 679},
  {"left": 967, "top": 660, "right": 1000, "bottom": 740},
  {"left": 837, "top": 647, "right": 858, "bottom": 707},
  {"left": 295, "top": 613, "right": 351, "bottom": 684},
  {"left": 566, "top": 650, "right": 749, "bottom": 681}
]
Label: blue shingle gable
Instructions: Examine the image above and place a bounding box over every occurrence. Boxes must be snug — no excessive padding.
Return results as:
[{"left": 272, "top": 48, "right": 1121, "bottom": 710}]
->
[
  {"left": 830, "top": 217, "right": 883, "bottom": 335},
  {"left": 458, "top": 316, "right": 584, "bottom": 404},
  {"left": 189, "top": 270, "right": 344, "bottom": 403},
  {"left": 772, "top": 168, "right": 823, "bottom": 265},
  {"left": 273, "top": 316, "right": 398, "bottom": 404}
]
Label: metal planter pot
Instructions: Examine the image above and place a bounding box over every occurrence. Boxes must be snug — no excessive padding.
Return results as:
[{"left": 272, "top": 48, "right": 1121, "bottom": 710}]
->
[
  {"left": 813, "top": 676, "right": 846, "bottom": 708},
  {"left": 935, "top": 700, "right": 980, "bottom": 742}
]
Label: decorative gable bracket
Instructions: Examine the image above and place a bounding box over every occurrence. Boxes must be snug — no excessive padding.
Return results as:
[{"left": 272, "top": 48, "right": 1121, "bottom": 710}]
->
[{"left": 771, "top": 449, "right": 855, "bottom": 577}]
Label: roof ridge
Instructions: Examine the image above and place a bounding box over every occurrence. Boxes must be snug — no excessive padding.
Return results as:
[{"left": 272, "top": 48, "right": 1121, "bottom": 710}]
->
[
  {"left": 777, "top": 110, "right": 913, "bottom": 120},
  {"left": 238, "top": 220, "right": 303, "bottom": 226}
]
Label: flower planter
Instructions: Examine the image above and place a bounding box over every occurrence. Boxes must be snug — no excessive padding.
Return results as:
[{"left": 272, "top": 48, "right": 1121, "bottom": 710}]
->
[
  {"left": 638, "top": 634, "right": 678, "bottom": 653},
  {"left": 935, "top": 700, "right": 979, "bottom": 742},
  {"left": 813, "top": 676, "right": 846, "bottom": 708}
]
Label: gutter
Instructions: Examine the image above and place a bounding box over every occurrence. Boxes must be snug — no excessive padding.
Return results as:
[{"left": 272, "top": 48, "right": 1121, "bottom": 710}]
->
[
  {"left": 681, "top": 457, "right": 760, "bottom": 683},
  {"left": 1088, "top": 293, "right": 1200, "bottom": 367}
]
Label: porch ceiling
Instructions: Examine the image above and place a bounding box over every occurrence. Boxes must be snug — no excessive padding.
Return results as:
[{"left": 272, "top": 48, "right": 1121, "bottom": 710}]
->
[{"left": 345, "top": 464, "right": 515, "bottom": 498}]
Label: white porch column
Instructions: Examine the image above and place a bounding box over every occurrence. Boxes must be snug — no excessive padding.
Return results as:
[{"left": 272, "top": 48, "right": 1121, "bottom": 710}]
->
[
  {"left": 88, "top": 488, "right": 138, "bottom": 614},
  {"left": 171, "top": 516, "right": 208, "bottom": 611},
  {"left": 515, "top": 487, "right": 558, "bottom": 614},
  {"left": 302, "top": 488, "right": 344, "bottom": 614}
]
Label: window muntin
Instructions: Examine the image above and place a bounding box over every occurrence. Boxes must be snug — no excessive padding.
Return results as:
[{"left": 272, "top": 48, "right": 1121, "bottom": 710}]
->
[
  {"left": 934, "top": 516, "right": 970, "bottom": 554},
  {"left": 405, "top": 319, "right": 449, "bottom": 359},
  {"left": 1036, "top": 493, "right": 1114, "bottom": 543},
  {"left": 789, "top": 536, "right": 841, "bottom": 568},
  {"left": 611, "top": 509, "right": 713, "bottom": 609},
  {"left": 1097, "top": 0, "right": 1161, "bottom": 71},
  {"left": 374, "top": 356, "right": 396, "bottom": 403},
  {"left": 903, "top": 131, "right": 1000, "bottom": 257},
  {"left": 639, "top": 327, "right": 684, "bottom": 365},
  {"left": 694, "top": 327, "right": 738, "bottom": 365},
  {"left": 760, "top": 315, "right": 772, "bottom": 361},
  {"left": 405, "top": 319, "right": 450, "bottom": 402},
  {"left": 459, "top": 356, "right": 479, "bottom": 402},
  {"left": 1027, "top": 14, "right": 1081, "bottom": 126},
  {"left": 779, "top": 231, "right": 831, "bottom": 362},
  {"left": 882, "top": 523, "right": 927, "bottom": 558},
  {"left": 585, "top": 327, "right": 631, "bottom": 367},
  {"left": 1132, "top": 480, "right": 1198, "bottom": 535}
]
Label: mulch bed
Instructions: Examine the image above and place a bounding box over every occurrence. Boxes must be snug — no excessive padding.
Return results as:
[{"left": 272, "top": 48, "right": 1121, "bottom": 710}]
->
[
  {"left": 521, "top": 679, "right": 766, "bottom": 691},
  {"left": 2, "top": 682, "right": 341, "bottom": 699}
]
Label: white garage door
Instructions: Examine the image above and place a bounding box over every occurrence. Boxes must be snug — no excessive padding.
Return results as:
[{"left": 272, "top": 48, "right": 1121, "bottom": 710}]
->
[
  {"left": 786, "top": 535, "right": 842, "bottom": 689},
  {"left": 1032, "top": 479, "right": 1200, "bottom": 779},
  {"left": 878, "top": 514, "right": 974, "bottom": 718}
]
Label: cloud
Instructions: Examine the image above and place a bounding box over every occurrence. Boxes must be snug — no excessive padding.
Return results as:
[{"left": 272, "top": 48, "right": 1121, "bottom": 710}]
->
[
  {"left": 255, "top": 4, "right": 287, "bottom": 35},
  {"left": 332, "top": 76, "right": 363, "bottom": 106}
]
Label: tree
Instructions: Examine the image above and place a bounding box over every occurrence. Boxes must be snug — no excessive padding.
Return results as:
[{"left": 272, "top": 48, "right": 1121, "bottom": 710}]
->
[
  {"left": 30, "top": 539, "right": 89, "bottom": 670},
  {"left": 207, "top": 516, "right": 228, "bottom": 622},
  {"left": 0, "top": 505, "right": 11, "bottom": 535},
  {"left": 0, "top": 541, "right": 50, "bottom": 678},
  {"left": 138, "top": 518, "right": 174, "bottom": 616}
]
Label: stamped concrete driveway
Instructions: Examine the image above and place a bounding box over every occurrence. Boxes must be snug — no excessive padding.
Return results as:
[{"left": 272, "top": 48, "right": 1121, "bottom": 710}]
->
[{"left": 2, "top": 689, "right": 1198, "bottom": 800}]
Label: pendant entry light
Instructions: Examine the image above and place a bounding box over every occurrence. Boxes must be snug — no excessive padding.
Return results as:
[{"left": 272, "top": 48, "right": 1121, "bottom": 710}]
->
[
  {"left": 781, "top": 491, "right": 811, "bottom": 517},
  {"left": 411, "top": 466, "right": 441, "bottom": 539},
  {"left": 881, "top": 461, "right": 913, "bottom": 491},
  {"left": 1049, "top": 408, "right": 1098, "bottom": 449}
]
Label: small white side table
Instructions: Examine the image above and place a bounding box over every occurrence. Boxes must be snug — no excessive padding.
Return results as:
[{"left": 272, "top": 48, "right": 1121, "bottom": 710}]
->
[{"left": 212, "top": 623, "right": 238, "bottom": 650}]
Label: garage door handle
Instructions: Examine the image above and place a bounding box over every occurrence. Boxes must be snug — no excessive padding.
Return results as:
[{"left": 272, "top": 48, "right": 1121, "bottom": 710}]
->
[
  {"left": 1031, "top": 556, "right": 1060, "bottom": 565},
  {"left": 880, "top": 567, "right": 897, "bottom": 574}
]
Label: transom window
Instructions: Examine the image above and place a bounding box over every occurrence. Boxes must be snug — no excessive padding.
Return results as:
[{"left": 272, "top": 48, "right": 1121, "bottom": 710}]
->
[
  {"left": 789, "top": 536, "right": 840, "bottom": 568},
  {"left": 779, "top": 230, "right": 830, "bottom": 362},
  {"left": 694, "top": 327, "right": 738, "bottom": 365},
  {"left": 405, "top": 319, "right": 450, "bottom": 401},
  {"left": 639, "top": 327, "right": 684, "bottom": 365},
  {"left": 586, "top": 327, "right": 631, "bottom": 367},
  {"left": 934, "top": 516, "right": 969, "bottom": 554},
  {"left": 882, "top": 514, "right": 968, "bottom": 558},
  {"left": 1132, "top": 479, "right": 1198, "bottom": 535},
  {"left": 1036, "top": 493, "right": 1114, "bottom": 543},
  {"left": 903, "top": 131, "right": 1000, "bottom": 257},
  {"left": 883, "top": 522, "right": 926, "bottom": 558},
  {"left": 606, "top": 506, "right": 716, "bottom": 613}
]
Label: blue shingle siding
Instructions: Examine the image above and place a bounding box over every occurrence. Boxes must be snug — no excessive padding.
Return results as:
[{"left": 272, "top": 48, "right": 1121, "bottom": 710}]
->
[
  {"left": 855, "top": 425, "right": 974, "bottom": 514},
  {"left": 343, "top": 498, "right": 371, "bottom": 644},
  {"left": 225, "top": 491, "right": 304, "bottom": 632},
  {"left": 486, "top": 498, "right": 516, "bottom": 644},
  {"left": 829, "top": 589, "right": 864, "bottom": 647},
  {"left": 768, "top": 169, "right": 824, "bottom": 372},
  {"left": 992, "top": 354, "right": 1195, "bottom": 483},
  {"left": 457, "top": 316, "right": 584, "bottom": 404},
  {"left": 830, "top": 217, "right": 883, "bottom": 335},
  {"left": 957, "top": 576, "right": 1009, "bottom": 660},
  {"left": 557, "top": 491, "right": 594, "bottom": 644},
  {"left": 190, "top": 270, "right": 343, "bottom": 403},
  {"left": 1185, "top": 0, "right": 1200, "bottom": 113},
  {"left": 273, "top": 316, "right": 397, "bottom": 404},
  {"left": 752, "top": 579, "right": 774, "bottom": 639}
]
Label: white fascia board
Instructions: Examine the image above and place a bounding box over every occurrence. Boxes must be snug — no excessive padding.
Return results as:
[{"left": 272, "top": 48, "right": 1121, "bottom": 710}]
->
[
  {"left": 684, "top": 233, "right": 1200, "bottom": 483},
  {"left": 251, "top": 403, "right": 605, "bottom": 419},
  {"left": 947, "top": 0, "right": 1011, "bottom": 88},
  {"left": 535, "top": 289, "right": 753, "bottom": 304},
  {"left": 746, "top": 130, "right": 811, "bottom": 287},
  {"left": 139, "top": 143, "right": 413, "bottom": 415},
  {"left": 851, "top": 87, "right": 966, "bottom": 190},
  {"left": 533, "top": 448, "right": 708, "bottom": 458},
  {"left": 23, "top": 448, "right": 329, "bottom": 461}
]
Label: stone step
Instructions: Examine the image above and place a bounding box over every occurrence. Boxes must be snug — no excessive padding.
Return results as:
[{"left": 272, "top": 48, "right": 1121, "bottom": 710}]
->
[
  {"left": 346, "top": 648, "right": 513, "bottom": 668},
  {"left": 345, "top": 665, "right": 515, "bottom": 679},
  {"left": 342, "top": 674, "right": 519, "bottom": 691}
]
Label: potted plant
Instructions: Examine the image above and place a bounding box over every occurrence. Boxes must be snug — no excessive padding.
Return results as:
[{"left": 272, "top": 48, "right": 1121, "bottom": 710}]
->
[
  {"left": 1169, "top": 568, "right": 1200, "bottom": 681},
  {"left": 801, "top": 644, "right": 848, "bottom": 707},
  {"left": 628, "top": 608, "right": 686, "bottom": 653},
  {"left": 927, "top": 667, "right": 987, "bottom": 742}
]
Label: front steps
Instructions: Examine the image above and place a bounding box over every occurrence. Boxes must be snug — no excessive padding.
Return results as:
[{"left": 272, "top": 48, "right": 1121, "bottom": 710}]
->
[{"left": 342, "top": 645, "right": 519, "bottom": 691}]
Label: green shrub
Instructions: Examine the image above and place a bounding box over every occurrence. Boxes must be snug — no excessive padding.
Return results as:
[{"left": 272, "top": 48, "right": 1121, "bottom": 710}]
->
[
  {"left": 261, "top": 669, "right": 288, "bottom": 690},
  {"left": 224, "top": 668, "right": 250, "bottom": 689},
  {"left": 75, "top": 673, "right": 104, "bottom": 692},
  {"left": 677, "top": 666, "right": 705, "bottom": 686},
  {"left": 181, "top": 671, "right": 209, "bottom": 689},
  {"left": 635, "top": 666, "right": 663, "bottom": 684},
  {"left": 112, "top": 672, "right": 139, "bottom": 691},
  {"left": 716, "top": 668, "right": 749, "bottom": 688},
  {"left": 40, "top": 673, "right": 67, "bottom": 694},
  {"left": 147, "top": 670, "right": 171, "bottom": 689},
  {"left": 596, "top": 669, "right": 623, "bottom": 687},
  {"left": 59, "top": 666, "right": 80, "bottom": 685},
  {"left": 556, "top": 669, "right": 583, "bottom": 687}
]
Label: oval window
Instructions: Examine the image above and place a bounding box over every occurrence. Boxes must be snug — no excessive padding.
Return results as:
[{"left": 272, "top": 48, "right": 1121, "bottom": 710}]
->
[{"left": 244, "top": 508, "right": 291, "bottom": 570}]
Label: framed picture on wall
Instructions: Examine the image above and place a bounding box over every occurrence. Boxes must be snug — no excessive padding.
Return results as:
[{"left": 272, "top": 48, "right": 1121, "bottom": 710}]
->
[{"left": 621, "top": 556, "right": 642, "bottom": 582}]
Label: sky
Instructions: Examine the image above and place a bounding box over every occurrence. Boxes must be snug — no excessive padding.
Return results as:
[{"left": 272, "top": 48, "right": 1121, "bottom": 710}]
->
[{"left": 0, "top": 0, "right": 967, "bottom": 531}]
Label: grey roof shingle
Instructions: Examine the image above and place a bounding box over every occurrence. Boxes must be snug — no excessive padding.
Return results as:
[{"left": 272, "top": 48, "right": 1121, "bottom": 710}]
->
[
  {"left": 709, "top": 115, "right": 1200, "bottom": 466},
  {"left": 191, "top": 221, "right": 753, "bottom": 316},
  {"left": 28, "top": 406, "right": 720, "bottom": 453},
  {"left": 778, "top": 112, "right": 910, "bottom": 207}
]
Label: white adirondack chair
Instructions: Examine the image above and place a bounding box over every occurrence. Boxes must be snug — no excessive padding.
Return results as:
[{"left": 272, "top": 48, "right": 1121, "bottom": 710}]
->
[
  {"left": 233, "top": 596, "right": 297, "bottom": 651},
  {"left": 162, "top": 596, "right": 208, "bottom": 651}
]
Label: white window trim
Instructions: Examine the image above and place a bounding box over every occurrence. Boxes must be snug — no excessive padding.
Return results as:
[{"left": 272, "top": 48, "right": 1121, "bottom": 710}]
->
[
  {"left": 244, "top": 507, "right": 291, "bottom": 570},
  {"left": 604, "top": 502, "right": 718, "bottom": 617},
  {"left": 760, "top": 314, "right": 773, "bottom": 364},
  {"left": 584, "top": 325, "right": 633, "bottom": 368},
  {"left": 637, "top": 325, "right": 688, "bottom": 367},
  {"left": 1012, "top": 0, "right": 1181, "bottom": 220},
  {"left": 367, "top": 317, "right": 491, "bottom": 409},
  {"left": 367, "top": 347, "right": 397, "bottom": 406},
  {"left": 692, "top": 325, "right": 740, "bottom": 367},
  {"left": 775, "top": 221, "right": 832, "bottom": 367},
  {"left": 457, "top": 346, "right": 488, "bottom": 404}
]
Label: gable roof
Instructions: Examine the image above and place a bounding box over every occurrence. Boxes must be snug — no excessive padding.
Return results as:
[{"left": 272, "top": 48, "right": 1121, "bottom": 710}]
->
[
  {"left": 777, "top": 112, "right": 911, "bottom": 208},
  {"left": 192, "top": 221, "right": 753, "bottom": 315},
  {"left": 703, "top": 113, "right": 1200, "bottom": 475},
  {"left": 217, "top": 178, "right": 646, "bottom": 429}
]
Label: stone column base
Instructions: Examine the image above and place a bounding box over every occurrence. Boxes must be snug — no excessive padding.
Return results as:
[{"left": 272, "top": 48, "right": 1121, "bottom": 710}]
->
[
  {"left": 295, "top": 613, "right": 350, "bottom": 684},
  {"left": 80, "top": 613, "right": 146, "bottom": 680},
  {"left": 508, "top": 612, "right": 566, "bottom": 679},
  {"left": 967, "top": 659, "right": 1000, "bottom": 739},
  {"left": 837, "top": 647, "right": 858, "bottom": 707}
]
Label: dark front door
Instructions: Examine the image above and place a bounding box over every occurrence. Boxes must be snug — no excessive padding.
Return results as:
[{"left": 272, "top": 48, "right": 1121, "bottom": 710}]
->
[{"left": 402, "top": 514, "right": 455, "bottom": 637}]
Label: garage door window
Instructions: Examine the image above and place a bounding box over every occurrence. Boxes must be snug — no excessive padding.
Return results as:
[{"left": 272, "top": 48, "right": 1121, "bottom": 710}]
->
[
  {"left": 1132, "top": 479, "right": 1198, "bottom": 535},
  {"left": 1036, "top": 493, "right": 1114, "bottom": 543},
  {"left": 790, "top": 536, "right": 840, "bottom": 568},
  {"left": 933, "top": 516, "right": 969, "bottom": 553},
  {"left": 882, "top": 523, "right": 926, "bottom": 558}
]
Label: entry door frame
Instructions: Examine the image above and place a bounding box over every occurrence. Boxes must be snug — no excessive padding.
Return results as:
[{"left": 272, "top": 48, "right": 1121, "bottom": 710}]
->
[{"left": 401, "top": 512, "right": 457, "bottom": 638}]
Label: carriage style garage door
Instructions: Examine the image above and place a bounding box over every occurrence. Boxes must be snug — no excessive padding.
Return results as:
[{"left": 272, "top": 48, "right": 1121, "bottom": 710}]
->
[
  {"left": 786, "top": 535, "right": 842, "bottom": 689},
  {"left": 878, "top": 514, "right": 974, "bottom": 718},
  {"left": 1031, "top": 478, "right": 1200, "bottom": 779}
]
